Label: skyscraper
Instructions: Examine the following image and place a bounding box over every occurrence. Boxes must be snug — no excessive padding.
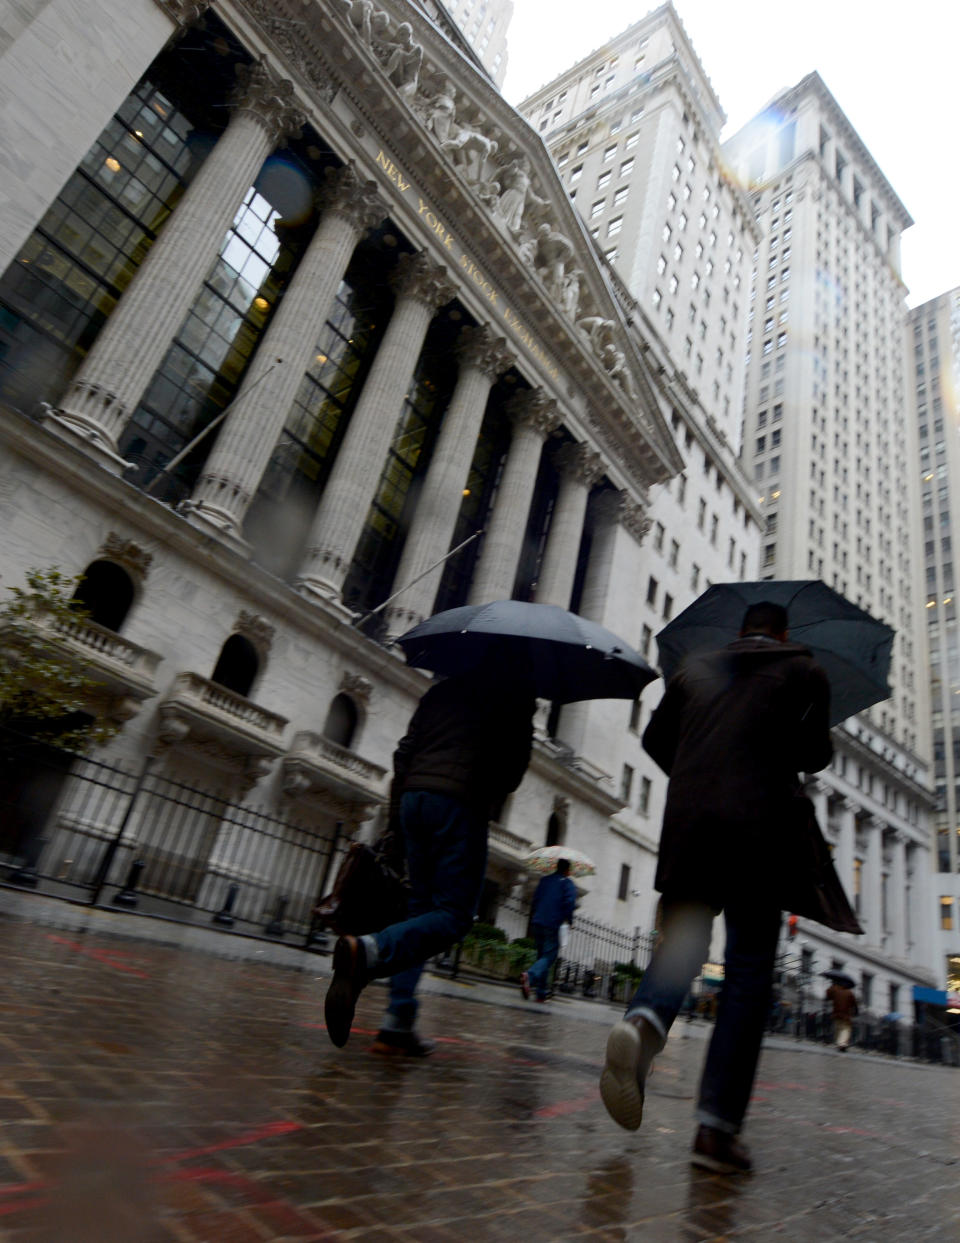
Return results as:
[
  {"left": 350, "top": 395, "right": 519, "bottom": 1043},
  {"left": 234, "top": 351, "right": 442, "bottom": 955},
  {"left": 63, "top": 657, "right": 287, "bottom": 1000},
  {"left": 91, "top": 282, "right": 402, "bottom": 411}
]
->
[
  {"left": 518, "top": 4, "right": 763, "bottom": 952},
  {"left": 907, "top": 287, "right": 960, "bottom": 993},
  {"left": 724, "top": 74, "right": 936, "bottom": 1003},
  {"left": 425, "top": 0, "right": 513, "bottom": 86}
]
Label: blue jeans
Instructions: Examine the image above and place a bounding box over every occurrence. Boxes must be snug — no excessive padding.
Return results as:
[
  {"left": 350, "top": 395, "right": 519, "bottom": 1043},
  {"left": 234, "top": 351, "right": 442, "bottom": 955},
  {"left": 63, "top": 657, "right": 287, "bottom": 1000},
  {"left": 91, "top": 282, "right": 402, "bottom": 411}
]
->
[
  {"left": 527, "top": 922, "right": 560, "bottom": 1000},
  {"left": 626, "top": 897, "right": 781, "bottom": 1134},
  {"left": 374, "top": 790, "right": 488, "bottom": 1031}
]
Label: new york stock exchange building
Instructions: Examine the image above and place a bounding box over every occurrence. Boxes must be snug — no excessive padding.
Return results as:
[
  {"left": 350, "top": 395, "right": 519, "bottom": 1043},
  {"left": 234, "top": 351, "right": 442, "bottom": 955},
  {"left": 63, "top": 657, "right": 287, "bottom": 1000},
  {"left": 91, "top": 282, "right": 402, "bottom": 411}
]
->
[{"left": 0, "top": 0, "right": 758, "bottom": 966}]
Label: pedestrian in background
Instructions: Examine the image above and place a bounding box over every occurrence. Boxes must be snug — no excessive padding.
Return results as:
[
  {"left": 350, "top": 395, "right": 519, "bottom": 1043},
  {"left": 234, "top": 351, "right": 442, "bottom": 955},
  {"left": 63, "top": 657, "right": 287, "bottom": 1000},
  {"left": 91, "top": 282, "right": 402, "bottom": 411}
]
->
[
  {"left": 827, "top": 981, "right": 858, "bottom": 1051},
  {"left": 599, "top": 602, "right": 833, "bottom": 1174},
  {"left": 324, "top": 645, "right": 536, "bottom": 1055},
  {"left": 521, "top": 858, "right": 577, "bottom": 1003}
]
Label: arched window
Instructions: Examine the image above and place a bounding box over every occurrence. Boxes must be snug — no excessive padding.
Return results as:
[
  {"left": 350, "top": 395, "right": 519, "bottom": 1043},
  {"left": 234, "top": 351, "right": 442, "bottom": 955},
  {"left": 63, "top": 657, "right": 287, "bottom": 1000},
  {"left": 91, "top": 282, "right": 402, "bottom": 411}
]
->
[
  {"left": 323, "top": 693, "right": 358, "bottom": 749},
  {"left": 72, "top": 561, "right": 135, "bottom": 632},
  {"left": 545, "top": 813, "right": 562, "bottom": 848},
  {"left": 210, "top": 635, "right": 258, "bottom": 697}
]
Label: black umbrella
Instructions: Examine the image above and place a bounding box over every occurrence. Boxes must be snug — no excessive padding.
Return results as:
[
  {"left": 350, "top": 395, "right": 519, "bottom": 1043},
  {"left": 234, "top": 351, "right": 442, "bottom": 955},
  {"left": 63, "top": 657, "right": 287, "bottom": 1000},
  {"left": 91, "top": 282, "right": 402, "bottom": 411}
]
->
[
  {"left": 395, "top": 601, "right": 657, "bottom": 703},
  {"left": 822, "top": 969, "right": 856, "bottom": 989},
  {"left": 656, "top": 580, "right": 894, "bottom": 727}
]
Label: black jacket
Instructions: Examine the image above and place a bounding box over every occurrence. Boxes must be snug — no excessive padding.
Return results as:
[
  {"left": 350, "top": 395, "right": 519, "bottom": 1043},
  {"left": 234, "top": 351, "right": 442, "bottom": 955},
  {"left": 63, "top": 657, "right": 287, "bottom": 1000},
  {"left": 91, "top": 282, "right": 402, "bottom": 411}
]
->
[
  {"left": 643, "top": 636, "right": 832, "bottom": 907},
  {"left": 391, "top": 670, "right": 536, "bottom": 821}
]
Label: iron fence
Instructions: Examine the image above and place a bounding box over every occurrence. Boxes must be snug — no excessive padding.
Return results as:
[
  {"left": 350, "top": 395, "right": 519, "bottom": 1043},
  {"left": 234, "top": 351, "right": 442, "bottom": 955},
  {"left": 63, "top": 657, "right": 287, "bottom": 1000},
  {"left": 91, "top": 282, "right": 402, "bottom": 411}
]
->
[{"left": 0, "top": 731, "right": 349, "bottom": 944}]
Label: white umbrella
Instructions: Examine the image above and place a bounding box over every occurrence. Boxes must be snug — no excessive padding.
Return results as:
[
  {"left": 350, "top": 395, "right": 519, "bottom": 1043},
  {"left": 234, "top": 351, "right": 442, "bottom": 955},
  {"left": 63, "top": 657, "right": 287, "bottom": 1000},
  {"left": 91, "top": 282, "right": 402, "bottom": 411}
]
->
[{"left": 524, "top": 845, "right": 596, "bottom": 878}]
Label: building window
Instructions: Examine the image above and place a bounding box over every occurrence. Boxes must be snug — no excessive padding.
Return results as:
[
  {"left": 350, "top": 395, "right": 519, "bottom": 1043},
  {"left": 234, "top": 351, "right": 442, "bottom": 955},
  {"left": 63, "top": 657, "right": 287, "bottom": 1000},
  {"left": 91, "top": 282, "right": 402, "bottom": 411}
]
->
[
  {"left": 597, "top": 170, "right": 611, "bottom": 190},
  {"left": 607, "top": 216, "right": 623, "bottom": 237},
  {"left": 621, "top": 764, "right": 634, "bottom": 803},
  {"left": 646, "top": 576, "right": 658, "bottom": 606},
  {"left": 591, "top": 199, "right": 605, "bottom": 218},
  {"left": 629, "top": 698, "right": 642, "bottom": 732},
  {"left": 942, "top": 897, "right": 955, "bottom": 930},
  {"left": 638, "top": 776, "right": 652, "bottom": 815},
  {"left": 570, "top": 164, "right": 583, "bottom": 183},
  {"left": 641, "top": 623, "right": 652, "bottom": 658},
  {"left": 603, "top": 144, "right": 617, "bottom": 162},
  {"left": 663, "top": 593, "right": 673, "bottom": 620},
  {"left": 618, "top": 863, "right": 631, "bottom": 901},
  {"left": 669, "top": 539, "right": 679, "bottom": 569}
]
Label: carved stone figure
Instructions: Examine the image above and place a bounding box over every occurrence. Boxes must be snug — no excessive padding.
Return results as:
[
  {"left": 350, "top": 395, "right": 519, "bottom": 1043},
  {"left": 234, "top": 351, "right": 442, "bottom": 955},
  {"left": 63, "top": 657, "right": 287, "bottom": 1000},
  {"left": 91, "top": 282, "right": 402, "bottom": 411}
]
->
[
  {"left": 447, "top": 127, "right": 499, "bottom": 184},
  {"left": 493, "top": 156, "right": 546, "bottom": 235},
  {"left": 382, "top": 22, "right": 422, "bottom": 99},
  {"left": 576, "top": 316, "right": 638, "bottom": 400},
  {"left": 475, "top": 178, "right": 501, "bottom": 209},
  {"left": 534, "top": 223, "right": 574, "bottom": 301},
  {"left": 560, "top": 267, "right": 583, "bottom": 319},
  {"left": 516, "top": 235, "right": 538, "bottom": 266},
  {"left": 422, "top": 77, "right": 457, "bottom": 144},
  {"left": 335, "top": 0, "right": 387, "bottom": 45},
  {"left": 576, "top": 315, "right": 617, "bottom": 354}
]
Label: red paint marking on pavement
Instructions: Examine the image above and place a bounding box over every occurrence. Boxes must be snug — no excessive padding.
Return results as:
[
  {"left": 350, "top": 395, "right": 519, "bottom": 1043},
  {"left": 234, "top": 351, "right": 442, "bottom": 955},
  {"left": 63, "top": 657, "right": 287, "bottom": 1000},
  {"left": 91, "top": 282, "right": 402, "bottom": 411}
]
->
[
  {"left": 167, "top": 1119, "right": 303, "bottom": 1162},
  {"left": 0, "top": 1194, "right": 47, "bottom": 1218},
  {"left": 164, "top": 1167, "right": 336, "bottom": 1238},
  {"left": 0, "top": 1181, "right": 47, "bottom": 1198},
  {"left": 44, "top": 934, "right": 151, "bottom": 979},
  {"left": 534, "top": 1089, "right": 599, "bottom": 1119}
]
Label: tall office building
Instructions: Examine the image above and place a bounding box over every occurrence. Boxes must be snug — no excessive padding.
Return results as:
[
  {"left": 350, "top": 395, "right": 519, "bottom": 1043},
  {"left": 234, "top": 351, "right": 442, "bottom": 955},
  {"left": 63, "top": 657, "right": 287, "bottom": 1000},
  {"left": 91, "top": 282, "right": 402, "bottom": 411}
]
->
[
  {"left": 425, "top": 0, "right": 513, "bottom": 86},
  {"left": 724, "top": 74, "right": 937, "bottom": 1004},
  {"left": 518, "top": 5, "right": 762, "bottom": 956},
  {"left": 907, "top": 288, "right": 960, "bottom": 993}
]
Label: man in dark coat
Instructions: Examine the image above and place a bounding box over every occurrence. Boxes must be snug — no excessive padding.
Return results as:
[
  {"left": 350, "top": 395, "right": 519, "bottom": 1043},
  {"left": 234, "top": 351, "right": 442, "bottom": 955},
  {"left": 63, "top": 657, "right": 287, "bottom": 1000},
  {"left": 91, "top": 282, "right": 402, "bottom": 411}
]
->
[
  {"left": 522, "top": 858, "right": 578, "bottom": 1002},
  {"left": 600, "top": 601, "right": 832, "bottom": 1174},
  {"left": 324, "top": 647, "right": 536, "bottom": 1053}
]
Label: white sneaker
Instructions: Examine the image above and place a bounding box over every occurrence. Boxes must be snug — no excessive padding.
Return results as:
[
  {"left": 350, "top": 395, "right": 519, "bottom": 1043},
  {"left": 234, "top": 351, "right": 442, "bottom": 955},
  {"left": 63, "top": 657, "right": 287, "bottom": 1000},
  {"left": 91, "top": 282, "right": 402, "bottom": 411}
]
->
[{"left": 599, "top": 1018, "right": 661, "bottom": 1131}]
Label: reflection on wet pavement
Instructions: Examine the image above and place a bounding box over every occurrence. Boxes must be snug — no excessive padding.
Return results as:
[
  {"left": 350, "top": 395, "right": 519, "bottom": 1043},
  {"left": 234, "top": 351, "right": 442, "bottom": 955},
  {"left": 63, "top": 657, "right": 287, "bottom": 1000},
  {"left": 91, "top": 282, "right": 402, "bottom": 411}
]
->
[{"left": 0, "top": 921, "right": 956, "bottom": 1240}]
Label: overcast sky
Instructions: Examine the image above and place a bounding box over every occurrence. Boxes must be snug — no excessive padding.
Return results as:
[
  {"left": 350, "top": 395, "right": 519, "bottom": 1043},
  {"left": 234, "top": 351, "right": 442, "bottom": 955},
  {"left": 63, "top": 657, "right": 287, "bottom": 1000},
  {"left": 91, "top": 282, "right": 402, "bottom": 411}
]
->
[{"left": 502, "top": 1, "right": 959, "bottom": 309}]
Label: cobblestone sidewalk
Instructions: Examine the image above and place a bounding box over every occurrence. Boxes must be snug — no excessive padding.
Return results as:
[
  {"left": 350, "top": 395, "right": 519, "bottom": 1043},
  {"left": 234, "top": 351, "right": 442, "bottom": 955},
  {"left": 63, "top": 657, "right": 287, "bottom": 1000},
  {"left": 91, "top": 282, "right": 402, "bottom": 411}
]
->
[{"left": 0, "top": 915, "right": 956, "bottom": 1242}]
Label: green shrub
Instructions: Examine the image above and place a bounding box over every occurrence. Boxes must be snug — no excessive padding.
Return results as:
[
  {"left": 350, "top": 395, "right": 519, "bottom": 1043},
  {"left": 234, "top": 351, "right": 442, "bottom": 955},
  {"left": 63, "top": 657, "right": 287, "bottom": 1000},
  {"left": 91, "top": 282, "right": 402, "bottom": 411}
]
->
[
  {"left": 466, "top": 922, "right": 506, "bottom": 944},
  {"left": 612, "top": 961, "right": 645, "bottom": 984}
]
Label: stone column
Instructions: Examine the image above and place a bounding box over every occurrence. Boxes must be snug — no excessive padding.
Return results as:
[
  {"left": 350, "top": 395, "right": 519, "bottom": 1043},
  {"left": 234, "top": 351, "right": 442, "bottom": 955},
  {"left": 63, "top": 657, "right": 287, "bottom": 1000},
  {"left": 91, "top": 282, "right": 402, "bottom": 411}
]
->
[
  {"left": 833, "top": 797, "right": 856, "bottom": 900},
  {"left": 181, "top": 166, "right": 386, "bottom": 543},
  {"left": 553, "top": 488, "right": 648, "bottom": 756},
  {"left": 890, "top": 831, "right": 908, "bottom": 959},
  {"left": 535, "top": 442, "right": 604, "bottom": 609},
  {"left": 384, "top": 324, "right": 514, "bottom": 634},
  {"left": 862, "top": 814, "right": 883, "bottom": 947},
  {"left": 296, "top": 251, "right": 455, "bottom": 605},
  {"left": 468, "top": 388, "right": 559, "bottom": 605},
  {"left": 49, "top": 58, "right": 306, "bottom": 471}
]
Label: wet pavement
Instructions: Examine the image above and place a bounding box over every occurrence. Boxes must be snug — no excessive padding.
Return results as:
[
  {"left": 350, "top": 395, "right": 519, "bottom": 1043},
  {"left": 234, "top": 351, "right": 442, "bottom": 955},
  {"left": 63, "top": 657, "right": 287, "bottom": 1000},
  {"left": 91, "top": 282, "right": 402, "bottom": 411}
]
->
[{"left": 0, "top": 913, "right": 957, "bottom": 1242}]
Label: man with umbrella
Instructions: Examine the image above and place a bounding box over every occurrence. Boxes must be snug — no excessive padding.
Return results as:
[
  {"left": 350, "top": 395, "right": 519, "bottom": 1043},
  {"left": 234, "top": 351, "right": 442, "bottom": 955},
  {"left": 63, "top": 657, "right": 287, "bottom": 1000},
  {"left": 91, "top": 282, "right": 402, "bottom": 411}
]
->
[
  {"left": 324, "top": 641, "right": 537, "bottom": 1054},
  {"left": 599, "top": 600, "right": 838, "bottom": 1174},
  {"left": 824, "top": 972, "right": 858, "bottom": 1051},
  {"left": 323, "top": 600, "right": 655, "bottom": 1053}
]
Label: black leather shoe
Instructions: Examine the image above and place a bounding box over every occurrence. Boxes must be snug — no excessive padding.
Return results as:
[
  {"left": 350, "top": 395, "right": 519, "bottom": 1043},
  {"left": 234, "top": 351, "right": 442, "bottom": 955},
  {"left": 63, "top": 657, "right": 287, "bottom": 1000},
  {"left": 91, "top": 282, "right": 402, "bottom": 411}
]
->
[
  {"left": 690, "top": 1124, "right": 753, "bottom": 1174},
  {"left": 324, "top": 935, "right": 368, "bottom": 1048},
  {"left": 370, "top": 1029, "right": 436, "bottom": 1058}
]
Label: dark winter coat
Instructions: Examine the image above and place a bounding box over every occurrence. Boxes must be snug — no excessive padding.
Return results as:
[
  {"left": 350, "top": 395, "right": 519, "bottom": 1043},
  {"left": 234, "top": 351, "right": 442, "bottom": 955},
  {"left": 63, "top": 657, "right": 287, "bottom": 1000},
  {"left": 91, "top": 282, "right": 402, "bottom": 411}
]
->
[
  {"left": 531, "top": 871, "right": 578, "bottom": 929},
  {"left": 642, "top": 636, "right": 833, "bottom": 908},
  {"left": 390, "top": 669, "right": 536, "bottom": 822}
]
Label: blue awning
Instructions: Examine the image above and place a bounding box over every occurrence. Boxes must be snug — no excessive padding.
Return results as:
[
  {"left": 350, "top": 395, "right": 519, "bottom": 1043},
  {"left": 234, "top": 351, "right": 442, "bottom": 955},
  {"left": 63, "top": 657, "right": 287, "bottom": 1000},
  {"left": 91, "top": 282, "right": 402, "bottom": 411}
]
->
[{"left": 912, "top": 986, "right": 947, "bottom": 1005}]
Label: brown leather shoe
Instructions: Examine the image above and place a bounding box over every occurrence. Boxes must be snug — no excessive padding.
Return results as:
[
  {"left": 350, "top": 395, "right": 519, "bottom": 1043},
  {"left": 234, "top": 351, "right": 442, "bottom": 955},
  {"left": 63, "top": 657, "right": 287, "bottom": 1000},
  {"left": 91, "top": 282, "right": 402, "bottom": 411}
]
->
[
  {"left": 370, "top": 1029, "right": 436, "bottom": 1058},
  {"left": 324, "top": 935, "right": 368, "bottom": 1048},
  {"left": 690, "top": 1124, "right": 753, "bottom": 1174}
]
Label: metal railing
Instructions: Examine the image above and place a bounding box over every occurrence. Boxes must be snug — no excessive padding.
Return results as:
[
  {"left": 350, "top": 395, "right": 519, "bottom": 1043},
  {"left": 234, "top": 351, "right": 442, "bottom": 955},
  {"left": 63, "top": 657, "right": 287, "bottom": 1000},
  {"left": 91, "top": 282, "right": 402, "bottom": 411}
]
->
[{"left": 0, "top": 730, "right": 348, "bottom": 945}]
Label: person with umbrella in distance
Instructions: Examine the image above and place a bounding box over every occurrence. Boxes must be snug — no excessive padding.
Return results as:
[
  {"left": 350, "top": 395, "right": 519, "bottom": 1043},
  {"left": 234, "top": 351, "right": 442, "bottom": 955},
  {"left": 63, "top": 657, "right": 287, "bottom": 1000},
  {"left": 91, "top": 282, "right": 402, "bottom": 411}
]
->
[
  {"left": 522, "top": 856, "right": 578, "bottom": 1003},
  {"left": 323, "top": 639, "right": 537, "bottom": 1055},
  {"left": 599, "top": 600, "right": 838, "bottom": 1174},
  {"left": 824, "top": 971, "right": 858, "bottom": 1051}
]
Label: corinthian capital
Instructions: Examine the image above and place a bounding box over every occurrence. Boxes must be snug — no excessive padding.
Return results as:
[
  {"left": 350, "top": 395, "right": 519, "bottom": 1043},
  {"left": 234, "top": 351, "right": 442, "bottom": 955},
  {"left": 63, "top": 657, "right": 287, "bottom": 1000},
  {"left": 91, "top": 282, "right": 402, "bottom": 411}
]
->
[
  {"left": 553, "top": 442, "right": 605, "bottom": 488},
  {"left": 232, "top": 57, "right": 307, "bottom": 145},
  {"left": 319, "top": 163, "right": 386, "bottom": 234},
  {"left": 506, "top": 387, "right": 560, "bottom": 438},
  {"left": 391, "top": 250, "right": 456, "bottom": 309},
  {"left": 455, "top": 324, "right": 514, "bottom": 381}
]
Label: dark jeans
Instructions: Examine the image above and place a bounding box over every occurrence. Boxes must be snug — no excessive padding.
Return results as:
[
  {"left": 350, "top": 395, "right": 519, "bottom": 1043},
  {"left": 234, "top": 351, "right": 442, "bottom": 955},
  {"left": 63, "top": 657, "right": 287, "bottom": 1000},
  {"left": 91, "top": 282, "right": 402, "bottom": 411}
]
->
[
  {"left": 374, "top": 790, "right": 488, "bottom": 1030},
  {"left": 527, "top": 922, "right": 560, "bottom": 1000},
  {"left": 626, "top": 896, "right": 781, "bottom": 1135}
]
